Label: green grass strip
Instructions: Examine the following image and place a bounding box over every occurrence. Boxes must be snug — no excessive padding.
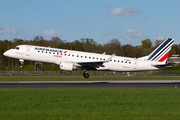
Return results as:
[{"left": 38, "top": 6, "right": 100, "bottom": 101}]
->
[{"left": 1, "top": 88, "right": 180, "bottom": 120}]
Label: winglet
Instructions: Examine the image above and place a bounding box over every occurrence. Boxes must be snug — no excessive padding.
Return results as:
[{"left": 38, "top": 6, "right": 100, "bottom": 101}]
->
[{"left": 104, "top": 54, "right": 116, "bottom": 63}]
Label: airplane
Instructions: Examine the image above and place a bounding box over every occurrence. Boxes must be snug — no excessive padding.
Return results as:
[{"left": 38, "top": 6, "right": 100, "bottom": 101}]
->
[{"left": 3, "top": 38, "right": 174, "bottom": 78}]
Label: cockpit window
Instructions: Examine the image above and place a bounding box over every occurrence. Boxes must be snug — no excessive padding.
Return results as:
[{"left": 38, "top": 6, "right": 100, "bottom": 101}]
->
[{"left": 12, "top": 46, "right": 19, "bottom": 50}]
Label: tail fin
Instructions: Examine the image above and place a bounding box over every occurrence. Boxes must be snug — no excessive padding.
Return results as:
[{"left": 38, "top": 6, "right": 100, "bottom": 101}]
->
[{"left": 147, "top": 38, "right": 174, "bottom": 64}]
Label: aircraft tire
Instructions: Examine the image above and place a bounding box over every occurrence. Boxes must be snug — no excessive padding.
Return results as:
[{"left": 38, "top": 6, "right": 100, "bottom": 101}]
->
[{"left": 83, "top": 73, "right": 89, "bottom": 78}]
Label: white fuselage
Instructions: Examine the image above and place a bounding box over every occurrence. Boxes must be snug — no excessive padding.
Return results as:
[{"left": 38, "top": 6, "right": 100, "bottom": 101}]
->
[{"left": 3, "top": 45, "right": 161, "bottom": 72}]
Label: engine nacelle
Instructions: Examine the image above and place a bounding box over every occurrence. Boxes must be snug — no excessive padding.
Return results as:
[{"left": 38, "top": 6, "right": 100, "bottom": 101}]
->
[{"left": 59, "top": 62, "right": 76, "bottom": 71}]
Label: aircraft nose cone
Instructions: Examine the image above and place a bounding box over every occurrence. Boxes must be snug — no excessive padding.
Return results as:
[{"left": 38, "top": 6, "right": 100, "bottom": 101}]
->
[{"left": 3, "top": 51, "right": 10, "bottom": 56}]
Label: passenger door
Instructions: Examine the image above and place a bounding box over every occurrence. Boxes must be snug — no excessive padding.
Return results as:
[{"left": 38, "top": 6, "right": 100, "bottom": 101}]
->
[
  {"left": 133, "top": 59, "right": 138, "bottom": 69},
  {"left": 26, "top": 46, "right": 31, "bottom": 56}
]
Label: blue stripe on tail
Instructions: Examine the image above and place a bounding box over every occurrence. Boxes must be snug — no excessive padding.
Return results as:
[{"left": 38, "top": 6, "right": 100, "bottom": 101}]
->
[{"left": 147, "top": 38, "right": 174, "bottom": 61}]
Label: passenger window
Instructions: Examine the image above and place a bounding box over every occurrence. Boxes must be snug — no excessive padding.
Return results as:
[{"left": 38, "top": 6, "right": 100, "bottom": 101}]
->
[
  {"left": 114, "top": 60, "right": 116, "bottom": 62},
  {"left": 72, "top": 55, "right": 74, "bottom": 57}
]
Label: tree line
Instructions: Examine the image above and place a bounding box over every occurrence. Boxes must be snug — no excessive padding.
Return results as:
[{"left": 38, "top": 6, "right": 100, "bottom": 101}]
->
[{"left": 0, "top": 36, "right": 178, "bottom": 71}]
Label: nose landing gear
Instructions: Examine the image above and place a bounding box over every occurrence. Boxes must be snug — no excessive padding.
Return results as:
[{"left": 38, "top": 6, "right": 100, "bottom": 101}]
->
[
  {"left": 19, "top": 59, "right": 24, "bottom": 68},
  {"left": 83, "top": 71, "right": 89, "bottom": 78}
]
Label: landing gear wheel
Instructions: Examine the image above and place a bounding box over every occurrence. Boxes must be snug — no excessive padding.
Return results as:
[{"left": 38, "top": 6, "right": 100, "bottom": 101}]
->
[
  {"left": 83, "top": 71, "right": 89, "bottom": 78},
  {"left": 84, "top": 73, "right": 89, "bottom": 78},
  {"left": 19, "top": 59, "right": 24, "bottom": 68}
]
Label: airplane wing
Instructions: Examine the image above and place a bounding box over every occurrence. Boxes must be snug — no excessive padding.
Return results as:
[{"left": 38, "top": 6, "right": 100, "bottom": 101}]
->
[
  {"left": 76, "top": 61, "right": 104, "bottom": 70},
  {"left": 75, "top": 54, "right": 116, "bottom": 70}
]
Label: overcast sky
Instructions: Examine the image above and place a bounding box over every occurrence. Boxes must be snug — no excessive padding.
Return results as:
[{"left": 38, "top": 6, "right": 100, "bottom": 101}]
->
[{"left": 0, "top": 0, "right": 180, "bottom": 45}]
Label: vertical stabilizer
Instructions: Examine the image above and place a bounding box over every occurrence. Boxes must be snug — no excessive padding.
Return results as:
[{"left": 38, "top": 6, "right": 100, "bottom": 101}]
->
[{"left": 147, "top": 38, "right": 174, "bottom": 64}]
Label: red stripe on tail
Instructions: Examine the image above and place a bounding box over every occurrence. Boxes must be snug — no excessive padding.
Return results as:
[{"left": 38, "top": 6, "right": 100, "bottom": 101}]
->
[{"left": 158, "top": 50, "right": 170, "bottom": 62}]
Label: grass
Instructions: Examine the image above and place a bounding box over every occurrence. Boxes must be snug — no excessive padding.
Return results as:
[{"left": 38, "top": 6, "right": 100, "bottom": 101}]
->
[
  {"left": 1, "top": 88, "right": 180, "bottom": 120},
  {"left": 1, "top": 76, "right": 180, "bottom": 81}
]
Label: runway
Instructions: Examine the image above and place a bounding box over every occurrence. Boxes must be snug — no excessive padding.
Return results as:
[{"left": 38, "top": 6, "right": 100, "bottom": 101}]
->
[{"left": 0, "top": 80, "right": 180, "bottom": 88}]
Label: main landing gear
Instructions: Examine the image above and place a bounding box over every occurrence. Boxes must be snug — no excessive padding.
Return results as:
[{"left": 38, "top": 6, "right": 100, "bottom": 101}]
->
[{"left": 83, "top": 71, "right": 89, "bottom": 78}]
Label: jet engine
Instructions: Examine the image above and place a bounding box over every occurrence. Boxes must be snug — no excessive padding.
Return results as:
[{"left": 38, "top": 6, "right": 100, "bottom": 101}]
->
[{"left": 59, "top": 62, "right": 77, "bottom": 71}]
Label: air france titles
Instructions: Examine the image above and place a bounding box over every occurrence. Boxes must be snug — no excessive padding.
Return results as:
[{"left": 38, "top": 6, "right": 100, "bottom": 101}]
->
[{"left": 34, "top": 47, "right": 65, "bottom": 58}]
